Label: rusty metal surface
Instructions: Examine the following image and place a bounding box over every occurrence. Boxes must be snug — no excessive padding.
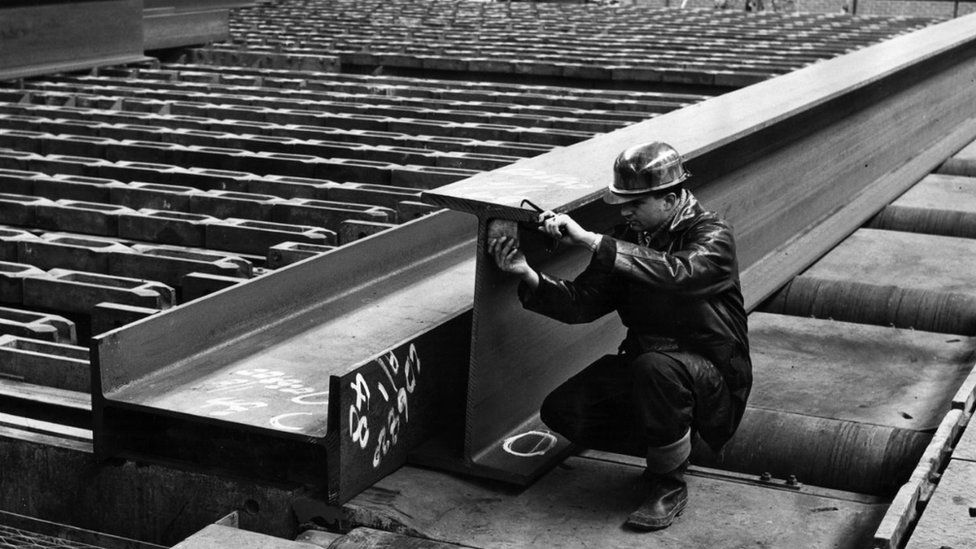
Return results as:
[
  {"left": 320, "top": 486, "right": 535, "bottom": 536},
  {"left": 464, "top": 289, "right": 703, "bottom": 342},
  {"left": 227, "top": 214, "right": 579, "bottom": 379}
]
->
[{"left": 905, "top": 459, "right": 976, "bottom": 549}]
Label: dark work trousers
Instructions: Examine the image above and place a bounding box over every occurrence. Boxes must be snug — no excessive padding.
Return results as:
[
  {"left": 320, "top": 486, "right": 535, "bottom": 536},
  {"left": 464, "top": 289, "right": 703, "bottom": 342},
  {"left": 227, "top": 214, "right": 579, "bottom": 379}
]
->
[{"left": 540, "top": 350, "right": 731, "bottom": 456}]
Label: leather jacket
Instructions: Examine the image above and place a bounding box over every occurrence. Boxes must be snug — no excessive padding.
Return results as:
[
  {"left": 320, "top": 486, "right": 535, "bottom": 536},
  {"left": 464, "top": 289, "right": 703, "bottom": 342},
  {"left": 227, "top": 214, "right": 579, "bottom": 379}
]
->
[{"left": 519, "top": 190, "right": 752, "bottom": 450}]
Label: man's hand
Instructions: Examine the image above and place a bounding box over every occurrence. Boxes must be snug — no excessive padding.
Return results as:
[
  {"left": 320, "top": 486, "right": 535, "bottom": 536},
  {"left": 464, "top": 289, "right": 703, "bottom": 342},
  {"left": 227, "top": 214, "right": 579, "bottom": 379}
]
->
[
  {"left": 539, "top": 211, "right": 603, "bottom": 251},
  {"left": 488, "top": 236, "right": 539, "bottom": 289}
]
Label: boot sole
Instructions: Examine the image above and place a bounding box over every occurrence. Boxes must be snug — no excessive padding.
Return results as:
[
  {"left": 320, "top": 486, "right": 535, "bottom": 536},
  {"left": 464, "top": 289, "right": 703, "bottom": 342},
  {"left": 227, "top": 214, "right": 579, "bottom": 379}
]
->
[{"left": 625, "top": 497, "right": 688, "bottom": 531}]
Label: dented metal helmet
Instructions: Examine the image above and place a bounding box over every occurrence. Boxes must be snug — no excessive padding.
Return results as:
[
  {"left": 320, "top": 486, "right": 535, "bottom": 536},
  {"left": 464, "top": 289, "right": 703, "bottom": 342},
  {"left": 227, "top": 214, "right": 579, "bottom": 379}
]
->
[{"left": 605, "top": 142, "right": 690, "bottom": 204}]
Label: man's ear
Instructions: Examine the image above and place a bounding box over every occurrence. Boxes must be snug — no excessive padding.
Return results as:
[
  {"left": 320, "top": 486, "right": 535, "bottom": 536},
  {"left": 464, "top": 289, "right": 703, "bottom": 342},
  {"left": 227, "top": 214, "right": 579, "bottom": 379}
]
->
[{"left": 664, "top": 192, "right": 680, "bottom": 209}]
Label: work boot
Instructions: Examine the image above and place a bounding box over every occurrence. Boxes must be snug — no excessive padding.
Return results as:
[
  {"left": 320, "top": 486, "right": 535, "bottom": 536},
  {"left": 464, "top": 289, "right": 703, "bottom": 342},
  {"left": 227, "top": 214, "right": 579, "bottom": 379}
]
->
[{"left": 625, "top": 461, "right": 688, "bottom": 531}]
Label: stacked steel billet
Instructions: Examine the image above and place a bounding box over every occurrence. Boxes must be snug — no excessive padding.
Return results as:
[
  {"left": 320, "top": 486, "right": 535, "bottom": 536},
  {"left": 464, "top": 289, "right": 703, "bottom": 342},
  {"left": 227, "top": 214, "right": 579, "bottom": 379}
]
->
[
  {"left": 199, "top": 1, "right": 933, "bottom": 87},
  {"left": 0, "top": 64, "right": 683, "bottom": 338},
  {"left": 0, "top": 63, "right": 698, "bottom": 444}
]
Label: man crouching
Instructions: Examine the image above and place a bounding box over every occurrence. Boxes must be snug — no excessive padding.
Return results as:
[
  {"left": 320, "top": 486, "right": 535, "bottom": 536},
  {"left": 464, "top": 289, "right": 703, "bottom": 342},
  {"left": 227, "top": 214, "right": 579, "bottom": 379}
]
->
[{"left": 488, "top": 141, "right": 752, "bottom": 530}]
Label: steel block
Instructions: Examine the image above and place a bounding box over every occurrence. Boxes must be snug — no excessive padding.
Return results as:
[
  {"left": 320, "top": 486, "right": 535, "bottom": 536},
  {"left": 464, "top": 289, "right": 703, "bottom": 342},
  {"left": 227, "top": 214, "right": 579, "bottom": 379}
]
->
[
  {"left": 0, "top": 306, "right": 75, "bottom": 344},
  {"left": 30, "top": 174, "right": 120, "bottom": 204},
  {"left": 0, "top": 228, "right": 40, "bottom": 261},
  {"left": 179, "top": 145, "right": 253, "bottom": 172},
  {"left": 0, "top": 151, "right": 41, "bottom": 171},
  {"left": 189, "top": 190, "right": 283, "bottom": 221},
  {"left": 390, "top": 164, "right": 478, "bottom": 189},
  {"left": 30, "top": 154, "right": 110, "bottom": 177},
  {"left": 180, "top": 272, "right": 245, "bottom": 303},
  {"left": 43, "top": 135, "right": 115, "bottom": 158},
  {"left": 0, "top": 130, "right": 48, "bottom": 154},
  {"left": 0, "top": 193, "right": 56, "bottom": 227},
  {"left": 249, "top": 175, "right": 328, "bottom": 199},
  {"left": 23, "top": 268, "right": 175, "bottom": 315},
  {"left": 266, "top": 241, "right": 335, "bottom": 269},
  {"left": 0, "top": 261, "right": 47, "bottom": 304},
  {"left": 99, "top": 161, "right": 185, "bottom": 185},
  {"left": 397, "top": 200, "right": 441, "bottom": 222},
  {"left": 109, "top": 244, "right": 250, "bottom": 289},
  {"left": 178, "top": 168, "right": 258, "bottom": 192},
  {"left": 98, "top": 123, "right": 172, "bottom": 143},
  {"left": 205, "top": 218, "right": 336, "bottom": 255},
  {"left": 338, "top": 220, "right": 397, "bottom": 245},
  {"left": 323, "top": 182, "right": 420, "bottom": 211},
  {"left": 117, "top": 209, "right": 216, "bottom": 248},
  {"left": 34, "top": 200, "right": 136, "bottom": 237},
  {"left": 91, "top": 302, "right": 159, "bottom": 338},
  {"left": 0, "top": 169, "right": 44, "bottom": 196},
  {"left": 16, "top": 233, "right": 132, "bottom": 274},
  {"left": 109, "top": 182, "right": 203, "bottom": 211},
  {"left": 0, "top": 334, "right": 89, "bottom": 392},
  {"left": 271, "top": 198, "right": 393, "bottom": 231}
]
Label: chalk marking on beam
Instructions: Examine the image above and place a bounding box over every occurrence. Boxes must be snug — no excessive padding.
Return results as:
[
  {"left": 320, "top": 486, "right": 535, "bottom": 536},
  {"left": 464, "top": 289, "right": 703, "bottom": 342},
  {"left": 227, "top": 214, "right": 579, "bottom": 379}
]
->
[
  {"left": 270, "top": 412, "right": 314, "bottom": 431},
  {"left": 502, "top": 430, "right": 557, "bottom": 458}
]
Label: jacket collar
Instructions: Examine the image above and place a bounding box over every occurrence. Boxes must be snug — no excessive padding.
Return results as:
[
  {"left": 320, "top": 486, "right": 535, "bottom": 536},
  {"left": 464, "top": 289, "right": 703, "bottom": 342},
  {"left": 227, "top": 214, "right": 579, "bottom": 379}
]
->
[{"left": 640, "top": 189, "right": 702, "bottom": 247}]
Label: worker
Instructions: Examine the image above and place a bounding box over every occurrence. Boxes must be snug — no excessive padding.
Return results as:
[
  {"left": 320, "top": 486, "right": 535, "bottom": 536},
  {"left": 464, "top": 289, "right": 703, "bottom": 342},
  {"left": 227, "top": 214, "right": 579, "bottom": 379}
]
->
[{"left": 487, "top": 141, "right": 752, "bottom": 530}]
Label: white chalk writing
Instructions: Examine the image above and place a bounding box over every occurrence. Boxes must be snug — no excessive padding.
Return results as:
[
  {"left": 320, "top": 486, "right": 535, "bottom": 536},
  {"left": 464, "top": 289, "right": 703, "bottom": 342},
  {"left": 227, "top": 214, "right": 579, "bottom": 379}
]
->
[
  {"left": 502, "top": 430, "right": 558, "bottom": 457},
  {"left": 200, "top": 397, "right": 268, "bottom": 417},
  {"left": 206, "top": 368, "right": 318, "bottom": 396},
  {"left": 346, "top": 343, "right": 421, "bottom": 468},
  {"left": 349, "top": 372, "right": 371, "bottom": 449},
  {"left": 270, "top": 412, "right": 314, "bottom": 431}
]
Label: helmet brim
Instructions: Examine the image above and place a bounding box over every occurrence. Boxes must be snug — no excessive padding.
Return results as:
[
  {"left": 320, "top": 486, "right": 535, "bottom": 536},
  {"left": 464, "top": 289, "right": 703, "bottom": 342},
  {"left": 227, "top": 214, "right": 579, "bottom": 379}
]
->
[
  {"left": 603, "top": 189, "right": 652, "bottom": 205},
  {"left": 603, "top": 176, "right": 687, "bottom": 205}
]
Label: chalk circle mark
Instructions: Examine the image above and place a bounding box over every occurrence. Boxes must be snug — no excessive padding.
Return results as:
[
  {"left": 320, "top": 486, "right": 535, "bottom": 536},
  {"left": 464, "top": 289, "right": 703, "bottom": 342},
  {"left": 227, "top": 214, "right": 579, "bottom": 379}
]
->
[
  {"left": 270, "top": 412, "right": 314, "bottom": 431},
  {"left": 502, "top": 430, "right": 557, "bottom": 458}
]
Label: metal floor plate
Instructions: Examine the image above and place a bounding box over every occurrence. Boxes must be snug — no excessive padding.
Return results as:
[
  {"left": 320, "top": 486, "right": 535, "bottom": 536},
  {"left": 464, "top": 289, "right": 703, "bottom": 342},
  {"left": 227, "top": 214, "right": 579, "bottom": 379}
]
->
[{"left": 342, "top": 454, "right": 886, "bottom": 549}]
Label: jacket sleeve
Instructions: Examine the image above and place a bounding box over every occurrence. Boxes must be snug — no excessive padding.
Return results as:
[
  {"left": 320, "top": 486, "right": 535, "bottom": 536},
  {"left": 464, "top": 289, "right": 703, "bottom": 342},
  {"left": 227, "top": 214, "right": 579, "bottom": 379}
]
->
[
  {"left": 593, "top": 217, "right": 738, "bottom": 297},
  {"left": 517, "top": 254, "right": 619, "bottom": 324}
]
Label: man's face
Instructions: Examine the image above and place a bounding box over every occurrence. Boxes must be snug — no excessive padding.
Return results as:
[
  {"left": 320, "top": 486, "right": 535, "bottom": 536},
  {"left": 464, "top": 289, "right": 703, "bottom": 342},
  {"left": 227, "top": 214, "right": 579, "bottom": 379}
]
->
[{"left": 619, "top": 193, "right": 677, "bottom": 232}]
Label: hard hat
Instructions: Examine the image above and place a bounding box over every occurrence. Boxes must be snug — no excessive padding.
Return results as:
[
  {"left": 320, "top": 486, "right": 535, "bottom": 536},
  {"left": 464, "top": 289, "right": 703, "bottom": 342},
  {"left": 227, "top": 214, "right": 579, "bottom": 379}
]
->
[{"left": 605, "top": 142, "right": 690, "bottom": 205}]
